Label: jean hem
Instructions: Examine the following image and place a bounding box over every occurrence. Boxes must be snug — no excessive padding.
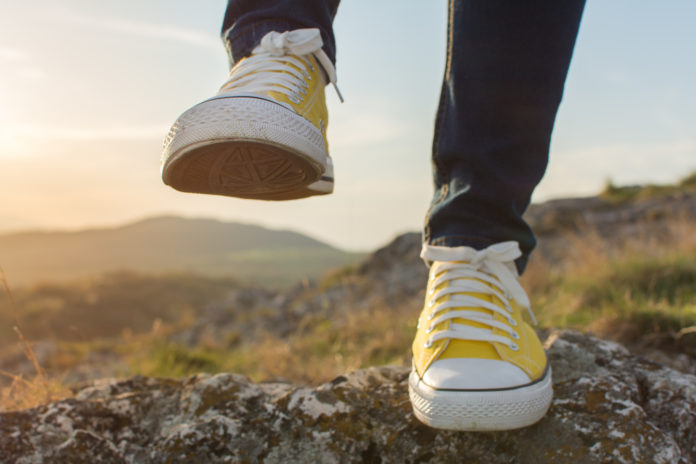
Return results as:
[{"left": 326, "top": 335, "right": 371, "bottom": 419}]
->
[{"left": 222, "top": 19, "right": 335, "bottom": 66}]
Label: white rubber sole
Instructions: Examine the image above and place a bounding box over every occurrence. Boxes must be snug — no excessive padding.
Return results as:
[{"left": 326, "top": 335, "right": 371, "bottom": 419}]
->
[
  {"left": 409, "top": 367, "right": 553, "bottom": 431},
  {"left": 161, "top": 96, "right": 332, "bottom": 201}
]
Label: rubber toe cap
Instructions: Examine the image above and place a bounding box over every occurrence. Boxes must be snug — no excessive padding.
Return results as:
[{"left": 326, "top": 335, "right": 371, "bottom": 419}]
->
[{"left": 422, "top": 358, "right": 531, "bottom": 390}]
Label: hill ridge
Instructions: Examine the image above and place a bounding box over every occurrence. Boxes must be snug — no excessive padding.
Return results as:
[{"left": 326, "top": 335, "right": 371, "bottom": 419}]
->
[{"left": 0, "top": 215, "right": 362, "bottom": 287}]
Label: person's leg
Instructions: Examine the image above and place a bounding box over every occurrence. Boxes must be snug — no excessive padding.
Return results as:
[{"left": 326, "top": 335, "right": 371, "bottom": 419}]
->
[
  {"left": 221, "top": 0, "right": 340, "bottom": 66},
  {"left": 411, "top": 0, "right": 585, "bottom": 432},
  {"left": 424, "top": 0, "right": 586, "bottom": 273}
]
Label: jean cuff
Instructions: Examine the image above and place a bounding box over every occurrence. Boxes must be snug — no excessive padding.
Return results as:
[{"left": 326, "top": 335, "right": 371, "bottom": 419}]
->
[{"left": 222, "top": 19, "right": 335, "bottom": 66}]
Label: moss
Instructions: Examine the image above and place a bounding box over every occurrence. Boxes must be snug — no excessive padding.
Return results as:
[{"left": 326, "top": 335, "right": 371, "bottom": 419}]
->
[
  {"left": 318, "top": 264, "right": 359, "bottom": 291},
  {"left": 600, "top": 172, "right": 696, "bottom": 205},
  {"left": 194, "top": 384, "right": 243, "bottom": 416},
  {"left": 679, "top": 170, "right": 696, "bottom": 188},
  {"left": 132, "top": 343, "right": 224, "bottom": 378}
]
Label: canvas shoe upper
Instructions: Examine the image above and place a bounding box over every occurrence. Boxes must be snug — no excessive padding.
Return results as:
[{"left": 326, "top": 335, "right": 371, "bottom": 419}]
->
[
  {"left": 409, "top": 242, "right": 553, "bottom": 431},
  {"left": 161, "top": 28, "right": 341, "bottom": 200}
]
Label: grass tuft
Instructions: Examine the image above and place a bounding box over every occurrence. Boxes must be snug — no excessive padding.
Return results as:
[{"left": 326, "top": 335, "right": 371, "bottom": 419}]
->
[
  {"left": 600, "top": 171, "right": 696, "bottom": 204},
  {"left": 0, "top": 267, "right": 71, "bottom": 411},
  {"left": 522, "top": 220, "right": 696, "bottom": 355}
]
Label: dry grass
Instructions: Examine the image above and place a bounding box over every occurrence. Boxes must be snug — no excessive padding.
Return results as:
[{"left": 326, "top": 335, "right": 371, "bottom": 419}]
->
[
  {"left": 0, "top": 371, "right": 72, "bottom": 412},
  {"left": 522, "top": 219, "right": 696, "bottom": 352},
  {"left": 3, "top": 208, "right": 696, "bottom": 398},
  {"left": 0, "top": 267, "right": 71, "bottom": 412},
  {"left": 69, "top": 218, "right": 696, "bottom": 385},
  {"left": 128, "top": 298, "right": 419, "bottom": 385},
  {"left": 236, "top": 300, "right": 417, "bottom": 384}
]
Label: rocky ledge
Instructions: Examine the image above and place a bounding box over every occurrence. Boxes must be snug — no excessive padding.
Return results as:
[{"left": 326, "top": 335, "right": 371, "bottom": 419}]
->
[{"left": 1, "top": 331, "right": 695, "bottom": 464}]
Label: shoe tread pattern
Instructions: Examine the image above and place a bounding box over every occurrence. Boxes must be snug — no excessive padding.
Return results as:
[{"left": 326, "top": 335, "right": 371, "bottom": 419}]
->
[
  {"left": 171, "top": 141, "right": 317, "bottom": 200},
  {"left": 161, "top": 97, "right": 327, "bottom": 200}
]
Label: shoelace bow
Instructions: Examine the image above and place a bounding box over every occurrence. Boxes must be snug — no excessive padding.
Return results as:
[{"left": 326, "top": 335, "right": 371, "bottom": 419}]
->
[
  {"left": 420, "top": 242, "right": 537, "bottom": 351},
  {"left": 220, "top": 28, "right": 343, "bottom": 103}
]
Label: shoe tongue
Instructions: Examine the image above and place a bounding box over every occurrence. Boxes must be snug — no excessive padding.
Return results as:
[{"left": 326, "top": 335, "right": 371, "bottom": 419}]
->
[{"left": 251, "top": 29, "right": 343, "bottom": 103}]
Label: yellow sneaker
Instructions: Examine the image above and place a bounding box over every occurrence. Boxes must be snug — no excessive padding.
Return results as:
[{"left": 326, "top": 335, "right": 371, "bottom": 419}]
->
[
  {"left": 409, "top": 242, "right": 552, "bottom": 431},
  {"left": 161, "top": 28, "right": 341, "bottom": 201}
]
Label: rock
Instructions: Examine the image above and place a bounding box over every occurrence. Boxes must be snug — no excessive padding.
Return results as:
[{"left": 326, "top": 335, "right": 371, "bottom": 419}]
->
[
  {"left": 1, "top": 331, "right": 694, "bottom": 463},
  {"left": 524, "top": 192, "right": 696, "bottom": 266},
  {"left": 524, "top": 191, "right": 696, "bottom": 237},
  {"left": 357, "top": 232, "right": 423, "bottom": 276},
  {"left": 165, "top": 234, "right": 427, "bottom": 351}
]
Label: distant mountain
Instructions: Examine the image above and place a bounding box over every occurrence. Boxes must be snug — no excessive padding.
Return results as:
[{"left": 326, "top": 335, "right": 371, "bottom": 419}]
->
[{"left": 0, "top": 216, "right": 363, "bottom": 287}]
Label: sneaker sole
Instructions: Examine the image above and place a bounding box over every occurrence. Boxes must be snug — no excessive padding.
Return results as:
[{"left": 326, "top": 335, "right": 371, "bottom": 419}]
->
[
  {"left": 408, "top": 367, "right": 553, "bottom": 431},
  {"left": 161, "top": 96, "right": 329, "bottom": 201}
]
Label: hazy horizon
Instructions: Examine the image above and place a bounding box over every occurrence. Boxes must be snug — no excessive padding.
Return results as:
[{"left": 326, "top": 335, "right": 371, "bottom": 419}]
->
[
  {"left": 0, "top": 213, "right": 363, "bottom": 251},
  {"left": 2, "top": 0, "right": 695, "bottom": 250}
]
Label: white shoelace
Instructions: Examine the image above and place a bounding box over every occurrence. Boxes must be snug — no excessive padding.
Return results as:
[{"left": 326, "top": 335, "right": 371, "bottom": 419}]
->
[
  {"left": 420, "top": 242, "right": 537, "bottom": 351},
  {"left": 220, "top": 29, "right": 343, "bottom": 103}
]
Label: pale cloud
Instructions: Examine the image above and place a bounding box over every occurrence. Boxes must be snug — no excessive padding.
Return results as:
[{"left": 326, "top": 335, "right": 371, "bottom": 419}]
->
[
  {"left": 3, "top": 123, "right": 166, "bottom": 141},
  {"left": 340, "top": 176, "right": 430, "bottom": 198},
  {"left": 0, "top": 123, "right": 167, "bottom": 157},
  {"left": 329, "top": 97, "right": 421, "bottom": 150},
  {"left": 55, "top": 11, "right": 220, "bottom": 50},
  {"left": 13, "top": 67, "right": 46, "bottom": 81},
  {"left": 0, "top": 46, "right": 46, "bottom": 81},
  {"left": 558, "top": 140, "right": 695, "bottom": 171},
  {"left": 331, "top": 113, "right": 410, "bottom": 149},
  {"left": 535, "top": 139, "right": 696, "bottom": 201},
  {"left": 0, "top": 47, "right": 30, "bottom": 62}
]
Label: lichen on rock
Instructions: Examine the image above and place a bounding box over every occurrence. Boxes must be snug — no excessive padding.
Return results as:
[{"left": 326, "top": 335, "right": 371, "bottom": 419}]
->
[{"left": 1, "top": 330, "right": 694, "bottom": 463}]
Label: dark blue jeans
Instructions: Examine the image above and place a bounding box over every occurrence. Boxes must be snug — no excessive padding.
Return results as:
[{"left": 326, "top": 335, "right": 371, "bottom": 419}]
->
[{"left": 222, "top": 0, "right": 585, "bottom": 273}]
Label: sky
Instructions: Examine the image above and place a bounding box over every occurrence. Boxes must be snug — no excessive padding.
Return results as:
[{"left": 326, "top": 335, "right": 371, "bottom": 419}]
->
[{"left": 1, "top": 1, "right": 694, "bottom": 251}]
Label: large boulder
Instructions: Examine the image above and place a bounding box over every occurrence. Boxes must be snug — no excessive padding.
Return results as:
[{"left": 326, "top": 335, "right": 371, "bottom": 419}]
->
[{"left": 1, "top": 330, "right": 694, "bottom": 463}]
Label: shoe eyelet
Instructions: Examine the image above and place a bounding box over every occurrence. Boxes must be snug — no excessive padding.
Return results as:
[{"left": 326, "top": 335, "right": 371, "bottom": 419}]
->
[
  {"left": 426, "top": 325, "right": 434, "bottom": 334},
  {"left": 509, "top": 343, "right": 519, "bottom": 351},
  {"left": 508, "top": 317, "right": 518, "bottom": 327},
  {"left": 428, "top": 299, "right": 435, "bottom": 307},
  {"left": 511, "top": 331, "right": 520, "bottom": 340},
  {"left": 416, "top": 318, "right": 421, "bottom": 329},
  {"left": 424, "top": 339, "right": 433, "bottom": 349},
  {"left": 427, "top": 312, "right": 435, "bottom": 321}
]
